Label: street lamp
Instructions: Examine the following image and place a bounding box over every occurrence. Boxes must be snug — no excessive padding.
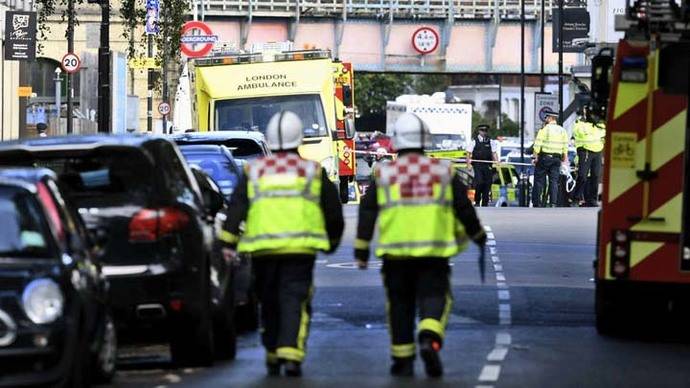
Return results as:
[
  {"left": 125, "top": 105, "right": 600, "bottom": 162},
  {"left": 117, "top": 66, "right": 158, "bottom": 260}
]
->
[{"left": 54, "top": 67, "right": 62, "bottom": 134}]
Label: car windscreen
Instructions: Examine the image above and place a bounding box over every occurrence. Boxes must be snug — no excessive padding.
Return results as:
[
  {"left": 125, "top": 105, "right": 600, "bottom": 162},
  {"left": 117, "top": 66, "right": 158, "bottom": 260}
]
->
[
  {"left": 427, "top": 134, "right": 465, "bottom": 151},
  {"left": 33, "top": 151, "right": 154, "bottom": 208},
  {"left": 215, "top": 94, "right": 328, "bottom": 138},
  {"left": 0, "top": 186, "right": 53, "bottom": 258},
  {"left": 181, "top": 151, "right": 240, "bottom": 197}
]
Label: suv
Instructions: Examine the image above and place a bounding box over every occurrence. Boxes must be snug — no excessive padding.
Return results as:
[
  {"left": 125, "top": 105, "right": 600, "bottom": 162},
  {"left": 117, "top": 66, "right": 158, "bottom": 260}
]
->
[
  {"left": 0, "top": 168, "right": 116, "bottom": 386},
  {"left": 178, "top": 144, "right": 242, "bottom": 200},
  {"left": 0, "top": 135, "right": 236, "bottom": 365}
]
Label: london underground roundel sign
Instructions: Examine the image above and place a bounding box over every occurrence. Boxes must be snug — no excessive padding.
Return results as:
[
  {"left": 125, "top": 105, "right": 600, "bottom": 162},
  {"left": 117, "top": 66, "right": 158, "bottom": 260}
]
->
[
  {"left": 180, "top": 21, "right": 218, "bottom": 58},
  {"left": 412, "top": 27, "right": 440, "bottom": 55}
]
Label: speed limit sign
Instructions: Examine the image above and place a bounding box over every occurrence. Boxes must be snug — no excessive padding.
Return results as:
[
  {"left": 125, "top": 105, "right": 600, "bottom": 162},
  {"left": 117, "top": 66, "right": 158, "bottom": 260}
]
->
[
  {"left": 158, "top": 102, "right": 171, "bottom": 116},
  {"left": 62, "top": 53, "right": 81, "bottom": 74}
]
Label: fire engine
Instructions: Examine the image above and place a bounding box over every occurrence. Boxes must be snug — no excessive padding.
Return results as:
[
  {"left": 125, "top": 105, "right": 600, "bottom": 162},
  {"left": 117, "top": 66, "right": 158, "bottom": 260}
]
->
[{"left": 594, "top": 0, "right": 690, "bottom": 333}]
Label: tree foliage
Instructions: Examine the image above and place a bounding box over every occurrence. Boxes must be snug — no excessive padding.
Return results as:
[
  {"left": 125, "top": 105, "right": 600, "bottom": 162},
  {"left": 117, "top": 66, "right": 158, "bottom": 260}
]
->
[
  {"left": 472, "top": 110, "right": 520, "bottom": 138},
  {"left": 412, "top": 74, "right": 451, "bottom": 95},
  {"left": 355, "top": 73, "right": 413, "bottom": 117}
]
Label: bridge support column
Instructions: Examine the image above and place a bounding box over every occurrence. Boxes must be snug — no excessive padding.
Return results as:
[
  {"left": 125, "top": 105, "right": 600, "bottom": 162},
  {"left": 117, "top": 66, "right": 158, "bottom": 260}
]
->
[
  {"left": 532, "top": 18, "right": 542, "bottom": 73},
  {"left": 485, "top": 0, "right": 500, "bottom": 72}
]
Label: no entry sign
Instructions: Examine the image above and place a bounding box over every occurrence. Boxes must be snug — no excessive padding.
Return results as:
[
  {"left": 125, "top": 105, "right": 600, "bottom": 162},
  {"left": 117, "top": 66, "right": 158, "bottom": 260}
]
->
[{"left": 180, "top": 21, "right": 218, "bottom": 58}]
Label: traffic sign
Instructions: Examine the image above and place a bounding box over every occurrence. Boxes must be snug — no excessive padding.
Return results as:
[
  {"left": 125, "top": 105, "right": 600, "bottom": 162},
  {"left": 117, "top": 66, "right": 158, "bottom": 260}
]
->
[
  {"left": 180, "top": 21, "right": 218, "bottom": 58},
  {"left": 158, "top": 102, "right": 171, "bottom": 116},
  {"left": 128, "top": 57, "right": 160, "bottom": 69},
  {"left": 411, "top": 27, "right": 439, "bottom": 55},
  {"left": 61, "top": 53, "right": 81, "bottom": 73}
]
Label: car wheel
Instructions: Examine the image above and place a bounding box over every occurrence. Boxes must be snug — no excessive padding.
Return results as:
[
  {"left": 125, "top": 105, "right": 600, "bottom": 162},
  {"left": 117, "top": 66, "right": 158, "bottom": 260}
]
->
[
  {"left": 213, "top": 281, "right": 237, "bottom": 360},
  {"left": 170, "top": 269, "right": 215, "bottom": 367},
  {"left": 91, "top": 312, "right": 117, "bottom": 383}
]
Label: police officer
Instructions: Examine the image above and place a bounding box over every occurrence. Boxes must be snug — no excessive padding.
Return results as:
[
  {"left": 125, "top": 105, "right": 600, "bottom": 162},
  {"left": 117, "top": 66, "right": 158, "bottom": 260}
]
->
[
  {"left": 467, "top": 124, "right": 498, "bottom": 207},
  {"left": 532, "top": 111, "right": 568, "bottom": 207},
  {"left": 354, "top": 113, "right": 486, "bottom": 378},
  {"left": 219, "top": 111, "right": 344, "bottom": 377},
  {"left": 572, "top": 108, "right": 605, "bottom": 207}
]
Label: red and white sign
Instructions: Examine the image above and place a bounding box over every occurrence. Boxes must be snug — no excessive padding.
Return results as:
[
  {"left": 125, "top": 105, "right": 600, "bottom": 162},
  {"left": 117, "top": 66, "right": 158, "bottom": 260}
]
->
[
  {"left": 61, "top": 53, "right": 81, "bottom": 74},
  {"left": 180, "top": 21, "right": 218, "bottom": 58},
  {"left": 411, "top": 27, "right": 440, "bottom": 55},
  {"left": 158, "top": 101, "right": 171, "bottom": 116}
]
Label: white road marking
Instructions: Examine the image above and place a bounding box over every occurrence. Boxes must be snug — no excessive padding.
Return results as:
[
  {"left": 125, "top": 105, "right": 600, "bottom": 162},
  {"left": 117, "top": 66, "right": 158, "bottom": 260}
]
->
[
  {"left": 316, "top": 259, "right": 328, "bottom": 264},
  {"left": 484, "top": 225, "right": 492, "bottom": 232},
  {"left": 495, "top": 273, "right": 506, "bottom": 282},
  {"left": 493, "top": 264, "right": 503, "bottom": 272},
  {"left": 486, "top": 232, "right": 495, "bottom": 240},
  {"left": 498, "top": 290, "right": 511, "bottom": 300},
  {"left": 491, "top": 256, "right": 500, "bottom": 263},
  {"left": 487, "top": 240, "right": 496, "bottom": 246},
  {"left": 476, "top": 385, "right": 495, "bottom": 388},
  {"left": 487, "top": 347, "right": 509, "bottom": 362},
  {"left": 489, "top": 247, "right": 497, "bottom": 255},
  {"left": 496, "top": 332, "right": 512, "bottom": 345},
  {"left": 496, "top": 282, "right": 508, "bottom": 289},
  {"left": 478, "top": 365, "right": 502, "bottom": 382}
]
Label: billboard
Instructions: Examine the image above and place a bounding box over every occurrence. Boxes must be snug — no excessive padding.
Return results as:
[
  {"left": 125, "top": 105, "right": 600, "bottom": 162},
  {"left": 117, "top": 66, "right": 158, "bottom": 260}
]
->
[
  {"left": 552, "top": 6, "right": 591, "bottom": 53},
  {"left": 4, "top": 11, "right": 37, "bottom": 61}
]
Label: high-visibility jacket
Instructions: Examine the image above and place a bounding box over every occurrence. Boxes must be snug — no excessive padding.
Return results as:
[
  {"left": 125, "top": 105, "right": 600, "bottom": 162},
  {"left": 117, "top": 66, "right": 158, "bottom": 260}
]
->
[
  {"left": 373, "top": 154, "right": 468, "bottom": 258},
  {"left": 238, "top": 153, "right": 330, "bottom": 255},
  {"left": 573, "top": 120, "right": 605, "bottom": 152},
  {"left": 534, "top": 123, "right": 568, "bottom": 156}
]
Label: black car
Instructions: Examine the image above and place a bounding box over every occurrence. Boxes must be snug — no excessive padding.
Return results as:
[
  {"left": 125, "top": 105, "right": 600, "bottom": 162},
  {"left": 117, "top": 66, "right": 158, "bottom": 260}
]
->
[
  {"left": 0, "top": 135, "right": 236, "bottom": 365},
  {"left": 178, "top": 145, "right": 258, "bottom": 332},
  {"left": 0, "top": 168, "right": 116, "bottom": 387}
]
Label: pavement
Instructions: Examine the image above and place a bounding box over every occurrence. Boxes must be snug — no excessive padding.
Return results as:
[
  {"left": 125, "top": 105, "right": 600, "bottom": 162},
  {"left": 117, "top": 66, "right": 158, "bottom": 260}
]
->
[{"left": 108, "top": 206, "right": 690, "bottom": 388}]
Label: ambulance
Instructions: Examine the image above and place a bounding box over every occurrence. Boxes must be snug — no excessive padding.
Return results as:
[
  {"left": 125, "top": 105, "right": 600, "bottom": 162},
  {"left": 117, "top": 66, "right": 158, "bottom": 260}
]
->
[
  {"left": 594, "top": 0, "right": 690, "bottom": 333},
  {"left": 182, "top": 42, "right": 357, "bottom": 202}
]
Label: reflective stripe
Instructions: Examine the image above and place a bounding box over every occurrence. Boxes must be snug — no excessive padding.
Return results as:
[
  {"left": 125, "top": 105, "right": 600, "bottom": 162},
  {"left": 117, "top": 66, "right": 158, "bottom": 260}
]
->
[
  {"left": 276, "top": 347, "right": 304, "bottom": 362},
  {"left": 378, "top": 240, "right": 459, "bottom": 250},
  {"left": 391, "top": 343, "right": 416, "bottom": 358},
  {"left": 354, "top": 238, "right": 370, "bottom": 250},
  {"left": 241, "top": 232, "right": 329, "bottom": 244},
  {"left": 419, "top": 318, "right": 445, "bottom": 339},
  {"left": 296, "top": 286, "right": 313, "bottom": 357},
  {"left": 380, "top": 199, "right": 453, "bottom": 210},
  {"left": 218, "top": 230, "right": 239, "bottom": 244}
]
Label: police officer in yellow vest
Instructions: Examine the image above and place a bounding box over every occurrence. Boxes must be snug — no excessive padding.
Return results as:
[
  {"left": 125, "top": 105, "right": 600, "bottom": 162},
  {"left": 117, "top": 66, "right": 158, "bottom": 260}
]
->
[
  {"left": 532, "top": 110, "right": 569, "bottom": 207},
  {"left": 354, "top": 113, "right": 486, "bottom": 378},
  {"left": 572, "top": 108, "right": 605, "bottom": 207},
  {"left": 219, "top": 111, "right": 344, "bottom": 377}
]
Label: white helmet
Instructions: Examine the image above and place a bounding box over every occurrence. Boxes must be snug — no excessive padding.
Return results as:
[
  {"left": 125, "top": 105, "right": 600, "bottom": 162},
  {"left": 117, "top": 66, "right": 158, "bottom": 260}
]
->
[
  {"left": 266, "top": 111, "right": 303, "bottom": 151},
  {"left": 392, "top": 112, "right": 433, "bottom": 151}
]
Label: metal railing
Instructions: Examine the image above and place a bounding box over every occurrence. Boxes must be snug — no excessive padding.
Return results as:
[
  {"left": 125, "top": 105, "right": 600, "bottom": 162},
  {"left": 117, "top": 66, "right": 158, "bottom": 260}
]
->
[{"left": 194, "top": 0, "right": 555, "bottom": 20}]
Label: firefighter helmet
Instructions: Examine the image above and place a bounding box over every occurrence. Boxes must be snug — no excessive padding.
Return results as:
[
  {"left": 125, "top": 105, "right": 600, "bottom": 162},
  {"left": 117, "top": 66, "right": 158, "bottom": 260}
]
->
[
  {"left": 392, "top": 113, "right": 432, "bottom": 151},
  {"left": 266, "top": 111, "right": 304, "bottom": 151}
]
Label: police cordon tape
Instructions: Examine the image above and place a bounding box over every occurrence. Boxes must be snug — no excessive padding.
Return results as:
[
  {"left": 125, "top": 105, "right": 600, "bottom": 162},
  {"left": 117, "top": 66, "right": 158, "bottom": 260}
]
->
[{"left": 353, "top": 149, "right": 577, "bottom": 192}]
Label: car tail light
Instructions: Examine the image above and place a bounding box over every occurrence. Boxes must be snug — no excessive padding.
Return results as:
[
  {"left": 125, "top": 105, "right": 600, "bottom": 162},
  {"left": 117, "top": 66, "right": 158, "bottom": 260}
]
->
[
  {"left": 610, "top": 229, "right": 631, "bottom": 278},
  {"left": 129, "top": 208, "right": 190, "bottom": 242}
]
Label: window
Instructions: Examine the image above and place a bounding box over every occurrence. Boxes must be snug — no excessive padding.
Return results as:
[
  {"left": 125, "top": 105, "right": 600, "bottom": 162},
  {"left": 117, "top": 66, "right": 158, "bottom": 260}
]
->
[
  {"left": 29, "top": 58, "right": 80, "bottom": 100},
  {"left": 0, "top": 186, "right": 54, "bottom": 259},
  {"left": 215, "top": 94, "right": 328, "bottom": 137}
]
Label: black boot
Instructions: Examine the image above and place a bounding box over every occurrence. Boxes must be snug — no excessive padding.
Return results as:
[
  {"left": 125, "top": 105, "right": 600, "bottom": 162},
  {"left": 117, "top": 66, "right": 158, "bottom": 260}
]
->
[
  {"left": 390, "top": 357, "right": 414, "bottom": 377},
  {"left": 266, "top": 362, "right": 281, "bottom": 377},
  {"left": 283, "top": 360, "right": 302, "bottom": 377},
  {"left": 419, "top": 338, "right": 443, "bottom": 378}
]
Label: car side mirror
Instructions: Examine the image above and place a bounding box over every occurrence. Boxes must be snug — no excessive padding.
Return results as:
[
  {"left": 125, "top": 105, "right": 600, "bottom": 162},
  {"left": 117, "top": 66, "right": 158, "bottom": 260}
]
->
[
  {"left": 343, "top": 85, "right": 353, "bottom": 107},
  {"left": 191, "top": 167, "right": 225, "bottom": 217}
]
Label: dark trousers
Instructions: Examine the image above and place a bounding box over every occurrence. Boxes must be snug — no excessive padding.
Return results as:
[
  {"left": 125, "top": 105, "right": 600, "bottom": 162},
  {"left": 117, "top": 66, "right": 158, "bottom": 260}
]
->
[
  {"left": 572, "top": 148, "right": 602, "bottom": 206},
  {"left": 532, "top": 154, "right": 561, "bottom": 207},
  {"left": 473, "top": 164, "right": 493, "bottom": 207},
  {"left": 253, "top": 255, "right": 315, "bottom": 363},
  {"left": 382, "top": 259, "right": 452, "bottom": 360}
]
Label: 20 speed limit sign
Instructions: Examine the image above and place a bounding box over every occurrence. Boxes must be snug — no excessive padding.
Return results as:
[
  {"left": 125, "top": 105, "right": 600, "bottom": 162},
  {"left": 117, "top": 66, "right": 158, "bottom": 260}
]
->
[
  {"left": 158, "top": 102, "right": 171, "bottom": 116},
  {"left": 62, "top": 53, "right": 81, "bottom": 74}
]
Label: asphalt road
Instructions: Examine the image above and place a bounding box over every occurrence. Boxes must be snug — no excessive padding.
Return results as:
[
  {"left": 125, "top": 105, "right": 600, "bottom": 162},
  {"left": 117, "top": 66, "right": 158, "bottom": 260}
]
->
[{"left": 109, "top": 206, "right": 690, "bottom": 388}]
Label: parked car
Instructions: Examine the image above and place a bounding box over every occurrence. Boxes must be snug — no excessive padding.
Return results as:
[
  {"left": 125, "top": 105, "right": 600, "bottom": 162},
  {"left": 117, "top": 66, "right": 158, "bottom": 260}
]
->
[
  {"left": 173, "top": 131, "right": 262, "bottom": 331},
  {"left": 0, "top": 135, "right": 237, "bottom": 365},
  {"left": 171, "top": 131, "right": 271, "bottom": 168},
  {"left": 0, "top": 168, "right": 116, "bottom": 387},
  {"left": 178, "top": 144, "right": 242, "bottom": 201}
]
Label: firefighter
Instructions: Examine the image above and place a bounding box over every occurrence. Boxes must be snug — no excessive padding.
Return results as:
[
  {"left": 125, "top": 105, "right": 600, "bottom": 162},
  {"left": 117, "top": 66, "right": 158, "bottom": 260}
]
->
[
  {"left": 354, "top": 113, "right": 487, "bottom": 378},
  {"left": 571, "top": 107, "right": 605, "bottom": 207},
  {"left": 467, "top": 124, "right": 498, "bottom": 206},
  {"left": 532, "top": 111, "right": 568, "bottom": 207},
  {"left": 219, "top": 111, "right": 344, "bottom": 377}
]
